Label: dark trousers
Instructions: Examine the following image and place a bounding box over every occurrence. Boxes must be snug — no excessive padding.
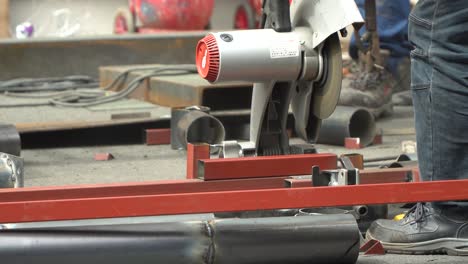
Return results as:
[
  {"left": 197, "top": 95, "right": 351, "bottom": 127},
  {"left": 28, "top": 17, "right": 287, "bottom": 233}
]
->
[{"left": 409, "top": 0, "right": 468, "bottom": 207}]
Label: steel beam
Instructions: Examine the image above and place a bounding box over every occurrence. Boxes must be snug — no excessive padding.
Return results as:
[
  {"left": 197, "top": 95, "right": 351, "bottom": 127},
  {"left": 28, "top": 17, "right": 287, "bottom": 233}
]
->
[
  {"left": 1, "top": 179, "right": 468, "bottom": 223},
  {"left": 198, "top": 153, "right": 337, "bottom": 180}
]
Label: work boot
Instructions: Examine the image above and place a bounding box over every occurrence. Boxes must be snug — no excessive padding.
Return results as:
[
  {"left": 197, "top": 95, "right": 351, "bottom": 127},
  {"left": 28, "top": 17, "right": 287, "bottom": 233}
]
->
[
  {"left": 339, "top": 66, "right": 395, "bottom": 118},
  {"left": 392, "top": 56, "right": 412, "bottom": 106},
  {"left": 340, "top": 55, "right": 411, "bottom": 118},
  {"left": 366, "top": 203, "right": 468, "bottom": 255}
]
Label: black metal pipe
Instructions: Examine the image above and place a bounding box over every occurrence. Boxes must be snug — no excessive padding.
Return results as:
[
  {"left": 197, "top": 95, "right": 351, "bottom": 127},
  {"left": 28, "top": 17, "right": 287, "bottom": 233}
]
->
[
  {"left": 211, "top": 215, "right": 360, "bottom": 264},
  {"left": 0, "top": 222, "right": 211, "bottom": 264},
  {"left": 0, "top": 215, "right": 360, "bottom": 264},
  {"left": 0, "top": 123, "right": 20, "bottom": 156},
  {"left": 317, "top": 106, "right": 376, "bottom": 146}
]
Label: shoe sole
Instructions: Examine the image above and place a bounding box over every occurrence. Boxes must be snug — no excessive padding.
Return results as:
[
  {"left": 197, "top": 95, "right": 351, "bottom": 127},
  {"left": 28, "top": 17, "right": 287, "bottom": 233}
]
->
[{"left": 367, "top": 232, "right": 468, "bottom": 256}]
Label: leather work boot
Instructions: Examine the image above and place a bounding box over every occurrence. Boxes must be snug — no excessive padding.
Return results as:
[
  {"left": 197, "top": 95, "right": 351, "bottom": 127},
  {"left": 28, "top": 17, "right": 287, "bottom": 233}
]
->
[
  {"left": 340, "top": 66, "right": 395, "bottom": 118},
  {"left": 340, "top": 54, "right": 411, "bottom": 118},
  {"left": 366, "top": 203, "right": 468, "bottom": 255}
]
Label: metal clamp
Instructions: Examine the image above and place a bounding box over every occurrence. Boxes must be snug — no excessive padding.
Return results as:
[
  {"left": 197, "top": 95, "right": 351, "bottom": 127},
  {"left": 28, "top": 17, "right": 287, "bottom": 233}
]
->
[{"left": 312, "top": 167, "right": 359, "bottom": 187}]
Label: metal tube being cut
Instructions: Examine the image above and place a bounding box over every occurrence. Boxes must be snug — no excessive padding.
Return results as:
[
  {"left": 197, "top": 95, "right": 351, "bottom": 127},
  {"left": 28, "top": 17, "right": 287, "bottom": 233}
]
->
[
  {"left": 0, "top": 215, "right": 360, "bottom": 264},
  {"left": 317, "top": 106, "right": 377, "bottom": 146},
  {"left": 212, "top": 214, "right": 360, "bottom": 264}
]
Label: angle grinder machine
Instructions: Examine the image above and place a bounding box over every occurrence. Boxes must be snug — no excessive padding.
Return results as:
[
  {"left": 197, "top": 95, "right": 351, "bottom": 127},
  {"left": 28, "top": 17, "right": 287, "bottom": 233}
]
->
[{"left": 196, "top": 0, "right": 363, "bottom": 157}]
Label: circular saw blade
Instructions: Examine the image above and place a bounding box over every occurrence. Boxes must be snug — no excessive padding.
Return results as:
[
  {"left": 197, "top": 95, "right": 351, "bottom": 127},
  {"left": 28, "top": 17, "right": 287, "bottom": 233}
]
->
[{"left": 313, "top": 33, "right": 343, "bottom": 119}]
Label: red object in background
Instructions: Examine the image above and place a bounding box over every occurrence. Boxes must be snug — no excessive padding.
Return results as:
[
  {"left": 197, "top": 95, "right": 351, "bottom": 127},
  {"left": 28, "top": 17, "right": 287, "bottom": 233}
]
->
[
  {"left": 235, "top": 0, "right": 292, "bottom": 29},
  {"left": 115, "top": 0, "right": 214, "bottom": 34},
  {"left": 234, "top": 0, "right": 262, "bottom": 29},
  {"left": 145, "top": 128, "right": 171, "bottom": 145}
]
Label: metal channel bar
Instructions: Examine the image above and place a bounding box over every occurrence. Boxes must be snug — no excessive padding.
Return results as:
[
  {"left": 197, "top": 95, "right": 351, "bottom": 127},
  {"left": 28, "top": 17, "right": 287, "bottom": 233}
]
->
[
  {"left": 0, "top": 178, "right": 287, "bottom": 202},
  {"left": 285, "top": 167, "right": 414, "bottom": 187},
  {"left": 1, "top": 179, "right": 468, "bottom": 223},
  {"left": 198, "top": 153, "right": 337, "bottom": 180}
]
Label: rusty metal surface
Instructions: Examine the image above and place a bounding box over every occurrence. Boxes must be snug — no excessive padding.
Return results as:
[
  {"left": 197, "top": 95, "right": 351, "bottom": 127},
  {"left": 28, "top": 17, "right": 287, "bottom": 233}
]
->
[
  {"left": 0, "top": 33, "right": 204, "bottom": 80},
  {"left": 99, "top": 64, "right": 253, "bottom": 109}
]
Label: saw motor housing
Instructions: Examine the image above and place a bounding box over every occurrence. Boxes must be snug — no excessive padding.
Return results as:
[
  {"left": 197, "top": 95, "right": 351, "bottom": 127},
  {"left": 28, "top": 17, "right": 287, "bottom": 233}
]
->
[{"left": 196, "top": 0, "right": 363, "bottom": 157}]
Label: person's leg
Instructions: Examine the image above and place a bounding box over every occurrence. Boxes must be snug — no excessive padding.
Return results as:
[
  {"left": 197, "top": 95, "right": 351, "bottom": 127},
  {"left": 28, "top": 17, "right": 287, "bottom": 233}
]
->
[
  {"left": 340, "top": 0, "right": 412, "bottom": 117},
  {"left": 350, "top": 0, "right": 411, "bottom": 74},
  {"left": 366, "top": 0, "right": 468, "bottom": 255}
]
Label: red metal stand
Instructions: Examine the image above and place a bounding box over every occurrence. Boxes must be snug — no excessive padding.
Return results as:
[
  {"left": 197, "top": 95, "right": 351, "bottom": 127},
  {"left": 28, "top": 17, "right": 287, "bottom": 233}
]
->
[
  {"left": 186, "top": 143, "right": 210, "bottom": 179},
  {"left": 1, "top": 179, "right": 468, "bottom": 223}
]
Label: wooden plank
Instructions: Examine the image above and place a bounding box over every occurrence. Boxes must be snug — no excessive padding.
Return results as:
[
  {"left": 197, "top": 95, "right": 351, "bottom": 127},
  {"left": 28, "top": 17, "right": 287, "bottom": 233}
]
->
[
  {"left": 0, "top": 33, "right": 203, "bottom": 79},
  {"left": 0, "top": 0, "right": 9, "bottom": 38}
]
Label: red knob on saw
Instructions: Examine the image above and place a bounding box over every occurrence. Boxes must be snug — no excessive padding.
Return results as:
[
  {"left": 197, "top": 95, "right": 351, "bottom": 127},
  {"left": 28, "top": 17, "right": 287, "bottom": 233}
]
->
[{"left": 196, "top": 34, "right": 220, "bottom": 83}]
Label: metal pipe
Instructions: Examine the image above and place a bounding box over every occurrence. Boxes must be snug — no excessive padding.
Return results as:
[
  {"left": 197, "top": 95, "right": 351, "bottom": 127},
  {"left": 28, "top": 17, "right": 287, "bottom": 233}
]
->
[
  {"left": 353, "top": 205, "right": 369, "bottom": 218},
  {"left": 2, "top": 213, "right": 215, "bottom": 230},
  {"left": 171, "top": 107, "right": 226, "bottom": 150},
  {"left": 0, "top": 222, "right": 211, "bottom": 264},
  {"left": 317, "top": 106, "right": 376, "bottom": 146},
  {"left": 0, "top": 123, "right": 20, "bottom": 156},
  {"left": 212, "top": 215, "right": 360, "bottom": 264},
  {"left": 0, "top": 215, "right": 360, "bottom": 264}
]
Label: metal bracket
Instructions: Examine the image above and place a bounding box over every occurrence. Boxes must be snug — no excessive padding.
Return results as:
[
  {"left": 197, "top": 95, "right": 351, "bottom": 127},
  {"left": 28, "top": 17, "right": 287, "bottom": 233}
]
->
[
  {"left": 312, "top": 157, "right": 360, "bottom": 187},
  {"left": 0, "top": 153, "right": 24, "bottom": 189}
]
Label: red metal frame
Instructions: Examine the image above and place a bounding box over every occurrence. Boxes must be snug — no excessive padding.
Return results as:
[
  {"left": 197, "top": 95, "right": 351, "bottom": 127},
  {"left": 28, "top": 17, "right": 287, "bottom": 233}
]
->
[
  {"left": 0, "top": 177, "right": 288, "bottom": 202},
  {"left": 198, "top": 153, "right": 337, "bottom": 180},
  {"left": 186, "top": 143, "right": 210, "bottom": 179},
  {"left": 1, "top": 179, "right": 468, "bottom": 223}
]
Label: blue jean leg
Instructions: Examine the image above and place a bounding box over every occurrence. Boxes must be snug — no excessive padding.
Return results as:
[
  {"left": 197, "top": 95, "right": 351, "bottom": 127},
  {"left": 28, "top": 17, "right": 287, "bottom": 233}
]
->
[
  {"left": 350, "top": 0, "right": 411, "bottom": 75},
  {"left": 409, "top": 0, "right": 468, "bottom": 207}
]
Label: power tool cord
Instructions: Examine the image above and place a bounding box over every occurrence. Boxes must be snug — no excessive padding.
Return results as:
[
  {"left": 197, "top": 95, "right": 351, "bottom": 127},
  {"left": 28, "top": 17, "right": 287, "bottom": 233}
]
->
[{"left": 0, "top": 64, "right": 197, "bottom": 108}]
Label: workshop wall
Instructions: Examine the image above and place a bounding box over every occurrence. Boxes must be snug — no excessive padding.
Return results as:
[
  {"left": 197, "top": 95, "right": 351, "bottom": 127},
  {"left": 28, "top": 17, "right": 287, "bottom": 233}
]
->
[
  {"left": 9, "top": 0, "right": 127, "bottom": 37},
  {"left": 8, "top": 0, "right": 244, "bottom": 37}
]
